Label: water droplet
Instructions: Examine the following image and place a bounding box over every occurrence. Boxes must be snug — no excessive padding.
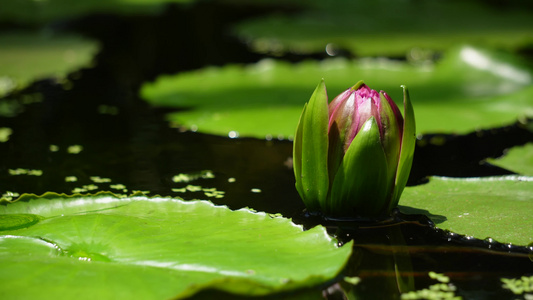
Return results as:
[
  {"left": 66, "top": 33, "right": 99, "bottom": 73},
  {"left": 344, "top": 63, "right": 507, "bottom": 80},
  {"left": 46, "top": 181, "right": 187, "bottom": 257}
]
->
[
  {"left": 228, "top": 131, "right": 239, "bottom": 138},
  {"left": 325, "top": 43, "right": 338, "bottom": 56}
]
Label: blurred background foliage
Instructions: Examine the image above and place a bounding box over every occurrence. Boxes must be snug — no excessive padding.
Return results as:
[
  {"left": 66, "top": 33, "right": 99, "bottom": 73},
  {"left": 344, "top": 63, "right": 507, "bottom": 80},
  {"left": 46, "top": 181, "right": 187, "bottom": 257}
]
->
[
  {"left": 0, "top": 0, "right": 190, "bottom": 24},
  {"left": 233, "top": 0, "right": 533, "bottom": 57},
  {"left": 0, "top": 32, "right": 98, "bottom": 96},
  {"left": 0, "top": 0, "right": 532, "bottom": 135}
]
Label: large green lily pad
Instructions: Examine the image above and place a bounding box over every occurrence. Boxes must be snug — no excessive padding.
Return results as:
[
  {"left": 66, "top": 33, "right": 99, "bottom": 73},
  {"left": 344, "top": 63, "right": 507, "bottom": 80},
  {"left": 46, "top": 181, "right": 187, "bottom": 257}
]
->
[
  {"left": 0, "top": 32, "right": 99, "bottom": 96},
  {"left": 233, "top": 0, "right": 533, "bottom": 57},
  {"left": 400, "top": 176, "right": 533, "bottom": 246},
  {"left": 141, "top": 46, "right": 533, "bottom": 138},
  {"left": 487, "top": 143, "right": 533, "bottom": 176},
  {"left": 0, "top": 193, "right": 352, "bottom": 299}
]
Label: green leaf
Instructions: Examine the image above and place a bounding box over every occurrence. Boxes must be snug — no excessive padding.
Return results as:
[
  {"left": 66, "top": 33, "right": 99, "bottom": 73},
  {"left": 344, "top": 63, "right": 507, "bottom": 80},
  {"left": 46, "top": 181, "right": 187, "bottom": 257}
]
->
[
  {"left": 487, "top": 142, "right": 533, "bottom": 176},
  {"left": 329, "top": 117, "right": 389, "bottom": 218},
  {"left": 391, "top": 85, "right": 416, "bottom": 210},
  {"left": 400, "top": 176, "right": 533, "bottom": 246},
  {"left": 296, "top": 80, "right": 329, "bottom": 211},
  {"left": 141, "top": 46, "right": 532, "bottom": 138},
  {"left": 293, "top": 103, "right": 307, "bottom": 206},
  {"left": 0, "top": 0, "right": 193, "bottom": 24},
  {"left": 232, "top": 0, "right": 533, "bottom": 57},
  {"left": 0, "top": 193, "right": 352, "bottom": 299},
  {"left": 0, "top": 32, "right": 99, "bottom": 97}
]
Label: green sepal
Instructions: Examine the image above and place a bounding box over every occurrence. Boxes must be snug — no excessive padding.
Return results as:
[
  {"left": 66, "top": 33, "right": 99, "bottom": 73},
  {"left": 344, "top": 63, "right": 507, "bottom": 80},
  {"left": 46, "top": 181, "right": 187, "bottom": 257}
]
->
[
  {"left": 293, "top": 102, "right": 307, "bottom": 205},
  {"left": 329, "top": 117, "right": 389, "bottom": 218},
  {"left": 390, "top": 85, "right": 416, "bottom": 210},
  {"left": 350, "top": 80, "right": 365, "bottom": 91},
  {"left": 293, "top": 79, "right": 329, "bottom": 212}
]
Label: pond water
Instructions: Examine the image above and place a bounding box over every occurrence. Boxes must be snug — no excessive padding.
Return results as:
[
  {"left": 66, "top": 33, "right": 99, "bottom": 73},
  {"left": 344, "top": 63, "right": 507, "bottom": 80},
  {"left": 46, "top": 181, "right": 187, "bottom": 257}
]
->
[{"left": 1, "top": 2, "right": 532, "bottom": 299}]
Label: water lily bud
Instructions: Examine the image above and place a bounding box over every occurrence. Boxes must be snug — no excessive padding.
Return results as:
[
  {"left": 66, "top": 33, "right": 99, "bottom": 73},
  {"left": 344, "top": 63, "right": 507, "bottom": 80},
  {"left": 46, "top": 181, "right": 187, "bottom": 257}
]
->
[{"left": 293, "top": 80, "right": 416, "bottom": 219}]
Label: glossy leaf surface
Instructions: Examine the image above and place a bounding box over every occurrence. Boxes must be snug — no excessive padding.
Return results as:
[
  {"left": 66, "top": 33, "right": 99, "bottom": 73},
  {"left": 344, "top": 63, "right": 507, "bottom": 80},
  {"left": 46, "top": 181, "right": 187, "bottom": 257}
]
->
[
  {"left": 141, "top": 46, "right": 532, "bottom": 138},
  {"left": 0, "top": 193, "right": 352, "bottom": 299},
  {"left": 400, "top": 176, "right": 533, "bottom": 246}
]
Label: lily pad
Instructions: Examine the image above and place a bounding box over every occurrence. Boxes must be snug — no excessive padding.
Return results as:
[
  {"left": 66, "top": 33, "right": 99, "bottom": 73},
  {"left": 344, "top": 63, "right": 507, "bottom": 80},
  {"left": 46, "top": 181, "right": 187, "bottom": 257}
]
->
[
  {"left": 0, "top": 193, "right": 352, "bottom": 299},
  {"left": 0, "top": 32, "right": 99, "bottom": 96},
  {"left": 400, "top": 176, "right": 533, "bottom": 246},
  {"left": 233, "top": 0, "right": 533, "bottom": 57},
  {"left": 141, "top": 46, "right": 533, "bottom": 138},
  {"left": 0, "top": 0, "right": 193, "bottom": 24},
  {"left": 487, "top": 143, "right": 533, "bottom": 176}
]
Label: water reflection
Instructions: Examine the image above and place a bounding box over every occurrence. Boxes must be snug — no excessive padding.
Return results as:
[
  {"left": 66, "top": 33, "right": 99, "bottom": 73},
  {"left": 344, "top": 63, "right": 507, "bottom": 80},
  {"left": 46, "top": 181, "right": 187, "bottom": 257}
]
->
[
  {"left": 339, "top": 225, "right": 416, "bottom": 299},
  {"left": 294, "top": 211, "right": 532, "bottom": 299}
]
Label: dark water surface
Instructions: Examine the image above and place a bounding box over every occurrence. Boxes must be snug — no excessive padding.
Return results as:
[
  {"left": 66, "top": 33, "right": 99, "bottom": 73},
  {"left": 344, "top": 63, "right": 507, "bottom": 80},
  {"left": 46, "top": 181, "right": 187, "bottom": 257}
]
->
[{"left": 1, "top": 2, "right": 532, "bottom": 299}]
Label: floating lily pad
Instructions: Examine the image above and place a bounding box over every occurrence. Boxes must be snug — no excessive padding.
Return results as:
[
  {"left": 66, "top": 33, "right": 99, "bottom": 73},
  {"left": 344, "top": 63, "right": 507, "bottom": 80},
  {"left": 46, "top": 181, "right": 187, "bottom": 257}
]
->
[
  {"left": 400, "top": 176, "right": 533, "bottom": 246},
  {"left": 0, "top": 193, "right": 352, "bottom": 299},
  {"left": 487, "top": 143, "right": 533, "bottom": 176},
  {"left": 0, "top": 32, "right": 99, "bottom": 96},
  {"left": 233, "top": 0, "right": 533, "bottom": 57},
  {"left": 0, "top": 0, "right": 193, "bottom": 24},
  {"left": 141, "top": 46, "right": 533, "bottom": 138}
]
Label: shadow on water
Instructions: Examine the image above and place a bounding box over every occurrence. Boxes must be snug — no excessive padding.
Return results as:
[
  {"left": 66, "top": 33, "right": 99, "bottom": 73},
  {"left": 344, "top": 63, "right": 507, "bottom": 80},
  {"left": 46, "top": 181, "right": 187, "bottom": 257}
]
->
[
  {"left": 1, "top": 1, "right": 532, "bottom": 299},
  {"left": 397, "top": 206, "right": 447, "bottom": 224}
]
